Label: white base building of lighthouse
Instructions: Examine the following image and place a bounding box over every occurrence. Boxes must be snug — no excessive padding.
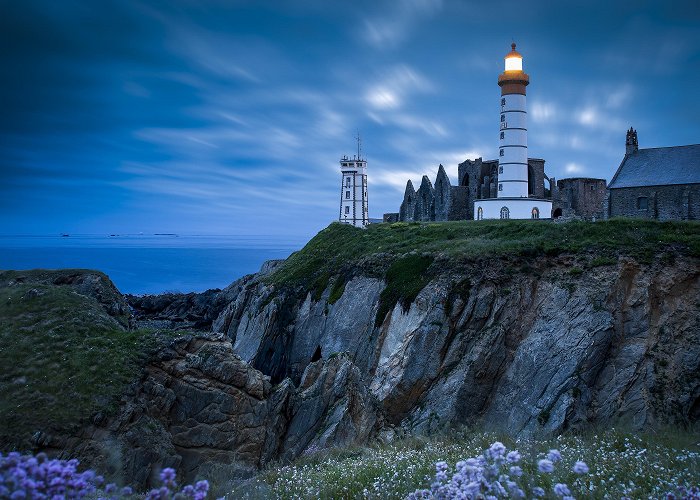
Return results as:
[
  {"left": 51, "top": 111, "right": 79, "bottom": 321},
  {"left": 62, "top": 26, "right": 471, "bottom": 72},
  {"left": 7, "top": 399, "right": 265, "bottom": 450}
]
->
[{"left": 474, "top": 43, "right": 551, "bottom": 220}]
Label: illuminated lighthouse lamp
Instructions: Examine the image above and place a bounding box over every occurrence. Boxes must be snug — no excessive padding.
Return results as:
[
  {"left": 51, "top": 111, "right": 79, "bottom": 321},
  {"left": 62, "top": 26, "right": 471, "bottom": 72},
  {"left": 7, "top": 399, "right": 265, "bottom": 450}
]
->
[{"left": 504, "top": 47, "right": 522, "bottom": 71}]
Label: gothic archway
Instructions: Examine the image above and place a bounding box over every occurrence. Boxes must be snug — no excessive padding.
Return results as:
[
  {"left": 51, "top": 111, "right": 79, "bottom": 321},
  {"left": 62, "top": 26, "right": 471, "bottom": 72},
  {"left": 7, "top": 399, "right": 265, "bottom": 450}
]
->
[
  {"left": 500, "top": 206, "right": 510, "bottom": 219},
  {"left": 477, "top": 206, "right": 483, "bottom": 220},
  {"left": 531, "top": 207, "right": 540, "bottom": 219}
]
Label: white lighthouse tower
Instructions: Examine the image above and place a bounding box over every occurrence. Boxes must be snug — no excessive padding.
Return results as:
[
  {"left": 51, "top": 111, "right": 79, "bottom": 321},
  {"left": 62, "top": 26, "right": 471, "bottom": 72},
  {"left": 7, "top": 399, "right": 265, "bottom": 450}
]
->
[
  {"left": 338, "top": 136, "right": 369, "bottom": 227},
  {"left": 474, "top": 43, "right": 551, "bottom": 220}
]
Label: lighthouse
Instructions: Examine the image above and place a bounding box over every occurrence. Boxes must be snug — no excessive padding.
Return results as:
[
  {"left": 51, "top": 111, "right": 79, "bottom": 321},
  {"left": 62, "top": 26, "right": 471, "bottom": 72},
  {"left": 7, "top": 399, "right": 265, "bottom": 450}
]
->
[
  {"left": 338, "top": 137, "right": 369, "bottom": 228},
  {"left": 474, "top": 43, "right": 551, "bottom": 220}
]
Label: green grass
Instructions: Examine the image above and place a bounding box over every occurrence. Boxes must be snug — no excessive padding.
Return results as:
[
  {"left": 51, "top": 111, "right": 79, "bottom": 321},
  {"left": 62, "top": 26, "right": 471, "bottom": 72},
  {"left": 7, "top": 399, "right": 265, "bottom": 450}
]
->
[
  {"left": 375, "top": 255, "right": 433, "bottom": 326},
  {"left": 268, "top": 219, "right": 700, "bottom": 293},
  {"left": 0, "top": 276, "right": 184, "bottom": 449},
  {"left": 233, "top": 427, "right": 700, "bottom": 499}
]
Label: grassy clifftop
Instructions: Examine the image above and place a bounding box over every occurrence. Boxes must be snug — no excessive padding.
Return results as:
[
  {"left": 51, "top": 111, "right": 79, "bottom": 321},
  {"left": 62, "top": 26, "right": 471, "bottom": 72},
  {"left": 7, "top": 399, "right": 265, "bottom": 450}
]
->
[
  {"left": 269, "top": 219, "right": 700, "bottom": 290},
  {"left": 0, "top": 270, "right": 183, "bottom": 449}
]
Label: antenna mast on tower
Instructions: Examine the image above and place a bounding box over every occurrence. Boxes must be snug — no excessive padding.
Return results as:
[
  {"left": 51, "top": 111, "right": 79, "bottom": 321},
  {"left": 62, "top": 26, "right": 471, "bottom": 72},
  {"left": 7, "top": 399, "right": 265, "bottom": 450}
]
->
[{"left": 356, "top": 131, "right": 362, "bottom": 160}]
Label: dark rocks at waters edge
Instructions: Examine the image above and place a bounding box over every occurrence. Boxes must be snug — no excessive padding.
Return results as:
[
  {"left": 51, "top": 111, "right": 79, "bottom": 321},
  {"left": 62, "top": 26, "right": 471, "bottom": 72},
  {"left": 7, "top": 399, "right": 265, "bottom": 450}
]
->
[
  {"left": 2, "top": 249, "right": 700, "bottom": 490},
  {"left": 125, "top": 260, "right": 287, "bottom": 332}
]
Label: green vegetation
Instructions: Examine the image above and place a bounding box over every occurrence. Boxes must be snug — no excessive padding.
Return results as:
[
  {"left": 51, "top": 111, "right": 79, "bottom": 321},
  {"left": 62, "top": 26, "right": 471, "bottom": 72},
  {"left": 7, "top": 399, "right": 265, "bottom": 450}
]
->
[
  {"left": 444, "top": 278, "right": 471, "bottom": 318},
  {"left": 568, "top": 266, "right": 584, "bottom": 276},
  {"left": 327, "top": 278, "right": 347, "bottom": 305},
  {"left": 589, "top": 255, "right": 617, "bottom": 267},
  {"left": 0, "top": 271, "right": 184, "bottom": 448},
  {"left": 234, "top": 428, "right": 700, "bottom": 499},
  {"left": 375, "top": 255, "right": 433, "bottom": 326},
  {"left": 268, "top": 219, "right": 700, "bottom": 293}
]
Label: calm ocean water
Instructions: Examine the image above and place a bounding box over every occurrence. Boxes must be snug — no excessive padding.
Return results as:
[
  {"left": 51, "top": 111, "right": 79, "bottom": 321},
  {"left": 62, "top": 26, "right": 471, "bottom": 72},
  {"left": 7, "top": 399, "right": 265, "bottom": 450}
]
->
[{"left": 0, "top": 234, "right": 304, "bottom": 295}]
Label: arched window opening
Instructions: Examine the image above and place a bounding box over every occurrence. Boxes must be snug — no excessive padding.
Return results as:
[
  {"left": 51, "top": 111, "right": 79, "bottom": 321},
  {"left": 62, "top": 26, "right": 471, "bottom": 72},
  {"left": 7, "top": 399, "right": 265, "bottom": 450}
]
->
[
  {"left": 500, "top": 206, "right": 510, "bottom": 219},
  {"left": 477, "top": 206, "right": 483, "bottom": 220},
  {"left": 531, "top": 207, "right": 540, "bottom": 219},
  {"left": 552, "top": 207, "right": 562, "bottom": 218}
]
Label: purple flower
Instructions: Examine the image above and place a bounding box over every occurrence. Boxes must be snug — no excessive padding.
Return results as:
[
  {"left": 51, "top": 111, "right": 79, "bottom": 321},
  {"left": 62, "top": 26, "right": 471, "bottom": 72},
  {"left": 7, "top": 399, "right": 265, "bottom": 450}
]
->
[
  {"left": 506, "top": 451, "right": 521, "bottom": 463},
  {"left": 573, "top": 460, "right": 589, "bottom": 474},
  {"left": 488, "top": 442, "right": 506, "bottom": 459},
  {"left": 554, "top": 483, "right": 571, "bottom": 497},
  {"left": 547, "top": 449, "right": 562, "bottom": 462},
  {"left": 509, "top": 465, "right": 523, "bottom": 477},
  {"left": 532, "top": 486, "right": 546, "bottom": 497},
  {"left": 159, "top": 467, "right": 176, "bottom": 487},
  {"left": 538, "top": 459, "right": 554, "bottom": 473},
  {"left": 195, "top": 479, "right": 209, "bottom": 494}
]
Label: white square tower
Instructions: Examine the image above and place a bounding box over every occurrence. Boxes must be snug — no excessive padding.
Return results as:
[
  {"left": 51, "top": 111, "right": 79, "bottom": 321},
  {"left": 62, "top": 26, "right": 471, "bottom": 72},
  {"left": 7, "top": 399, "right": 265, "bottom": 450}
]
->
[{"left": 339, "top": 154, "right": 368, "bottom": 227}]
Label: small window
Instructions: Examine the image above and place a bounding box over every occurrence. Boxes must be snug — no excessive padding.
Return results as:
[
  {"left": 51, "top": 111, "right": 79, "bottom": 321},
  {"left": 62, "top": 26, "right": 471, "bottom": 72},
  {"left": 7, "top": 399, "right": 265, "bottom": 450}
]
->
[
  {"left": 342, "top": 163, "right": 347, "bottom": 167},
  {"left": 637, "top": 197, "right": 648, "bottom": 210},
  {"left": 498, "top": 183, "right": 503, "bottom": 191},
  {"left": 500, "top": 114, "right": 505, "bottom": 122},
  {"left": 531, "top": 207, "right": 540, "bottom": 219},
  {"left": 477, "top": 206, "right": 483, "bottom": 220},
  {"left": 345, "top": 191, "right": 350, "bottom": 199},
  {"left": 345, "top": 206, "right": 350, "bottom": 214},
  {"left": 501, "top": 98, "right": 506, "bottom": 106},
  {"left": 500, "top": 206, "right": 510, "bottom": 219},
  {"left": 590, "top": 185, "right": 594, "bottom": 191},
  {"left": 499, "top": 149, "right": 504, "bottom": 157},
  {"left": 500, "top": 132, "right": 504, "bottom": 140},
  {"left": 499, "top": 166, "right": 503, "bottom": 174},
  {"left": 346, "top": 177, "right": 350, "bottom": 187}
]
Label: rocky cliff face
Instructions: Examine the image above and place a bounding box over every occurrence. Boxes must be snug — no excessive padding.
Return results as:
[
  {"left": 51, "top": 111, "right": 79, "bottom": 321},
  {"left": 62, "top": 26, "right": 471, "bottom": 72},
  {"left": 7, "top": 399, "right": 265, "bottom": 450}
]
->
[
  {"left": 208, "top": 254, "right": 700, "bottom": 437},
  {"left": 8, "top": 249, "right": 700, "bottom": 490},
  {"left": 34, "top": 334, "right": 380, "bottom": 491}
]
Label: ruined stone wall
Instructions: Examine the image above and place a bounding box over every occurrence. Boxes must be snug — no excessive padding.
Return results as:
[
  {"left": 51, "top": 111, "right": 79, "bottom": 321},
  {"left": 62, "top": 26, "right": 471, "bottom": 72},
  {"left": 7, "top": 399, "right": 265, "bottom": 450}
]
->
[
  {"left": 528, "top": 159, "right": 546, "bottom": 198},
  {"left": 399, "top": 181, "right": 416, "bottom": 222},
  {"left": 449, "top": 186, "right": 469, "bottom": 220},
  {"left": 553, "top": 178, "right": 607, "bottom": 219},
  {"left": 414, "top": 176, "right": 435, "bottom": 221},
  {"left": 383, "top": 213, "right": 399, "bottom": 223},
  {"left": 609, "top": 184, "right": 700, "bottom": 220}
]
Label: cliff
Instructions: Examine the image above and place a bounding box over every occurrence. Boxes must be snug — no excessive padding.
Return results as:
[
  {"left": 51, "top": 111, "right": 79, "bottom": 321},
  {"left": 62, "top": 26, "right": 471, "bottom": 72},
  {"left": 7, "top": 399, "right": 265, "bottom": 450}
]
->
[{"left": 1, "top": 219, "right": 699, "bottom": 490}]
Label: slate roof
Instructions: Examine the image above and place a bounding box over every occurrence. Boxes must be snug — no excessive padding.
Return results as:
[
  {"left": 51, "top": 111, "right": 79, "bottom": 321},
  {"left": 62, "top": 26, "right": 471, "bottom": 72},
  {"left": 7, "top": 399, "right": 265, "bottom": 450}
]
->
[{"left": 608, "top": 144, "right": 700, "bottom": 189}]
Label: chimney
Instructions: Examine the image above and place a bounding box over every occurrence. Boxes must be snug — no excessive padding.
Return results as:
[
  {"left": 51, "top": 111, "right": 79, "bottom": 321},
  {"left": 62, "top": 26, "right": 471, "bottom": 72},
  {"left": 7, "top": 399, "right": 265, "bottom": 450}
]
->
[{"left": 625, "top": 127, "right": 638, "bottom": 155}]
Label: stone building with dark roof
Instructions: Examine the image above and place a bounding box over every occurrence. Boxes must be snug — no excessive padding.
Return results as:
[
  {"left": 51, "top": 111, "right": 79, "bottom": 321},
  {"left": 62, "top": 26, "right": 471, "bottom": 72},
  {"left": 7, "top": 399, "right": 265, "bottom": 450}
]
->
[{"left": 605, "top": 128, "right": 700, "bottom": 220}]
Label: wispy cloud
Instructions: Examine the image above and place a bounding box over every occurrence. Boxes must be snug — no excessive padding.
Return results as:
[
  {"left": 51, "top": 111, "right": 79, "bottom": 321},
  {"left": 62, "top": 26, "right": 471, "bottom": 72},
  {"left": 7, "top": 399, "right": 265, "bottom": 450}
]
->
[{"left": 362, "top": 0, "right": 443, "bottom": 49}]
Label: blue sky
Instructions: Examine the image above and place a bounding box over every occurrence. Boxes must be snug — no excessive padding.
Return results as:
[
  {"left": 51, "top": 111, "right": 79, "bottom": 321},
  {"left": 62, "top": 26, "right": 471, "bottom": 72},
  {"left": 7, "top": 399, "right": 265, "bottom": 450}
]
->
[{"left": 1, "top": 0, "right": 699, "bottom": 239}]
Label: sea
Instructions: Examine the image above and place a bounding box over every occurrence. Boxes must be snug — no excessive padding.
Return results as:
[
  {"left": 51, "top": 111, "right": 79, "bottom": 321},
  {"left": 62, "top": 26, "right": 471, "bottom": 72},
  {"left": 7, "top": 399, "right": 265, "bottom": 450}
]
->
[{"left": 0, "top": 234, "right": 306, "bottom": 295}]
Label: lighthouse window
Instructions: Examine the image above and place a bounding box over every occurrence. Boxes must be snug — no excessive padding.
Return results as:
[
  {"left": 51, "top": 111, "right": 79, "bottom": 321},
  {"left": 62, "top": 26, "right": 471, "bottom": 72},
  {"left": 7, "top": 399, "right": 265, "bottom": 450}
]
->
[
  {"left": 499, "top": 149, "right": 504, "bottom": 157},
  {"left": 500, "top": 132, "right": 504, "bottom": 140},
  {"left": 345, "top": 206, "right": 350, "bottom": 214},
  {"left": 500, "top": 114, "right": 505, "bottom": 122},
  {"left": 499, "top": 166, "right": 503, "bottom": 174},
  {"left": 498, "top": 183, "right": 503, "bottom": 191},
  {"left": 345, "top": 191, "right": 350, "bottom": 199},
  {"left": 501, "top": 98, "right": 506, "bottom": 106}
]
